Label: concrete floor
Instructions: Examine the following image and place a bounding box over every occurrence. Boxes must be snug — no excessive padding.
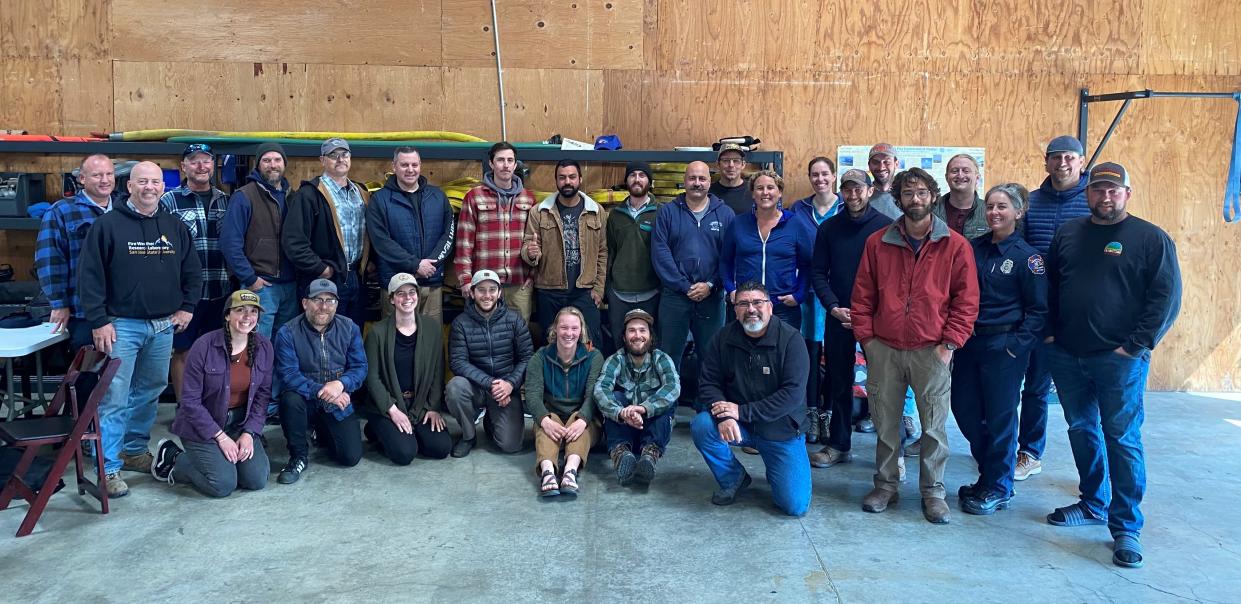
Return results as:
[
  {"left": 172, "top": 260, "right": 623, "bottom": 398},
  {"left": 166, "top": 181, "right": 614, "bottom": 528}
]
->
[{"left": 2, "top": 391, "right": 1239, "bottom": 603}]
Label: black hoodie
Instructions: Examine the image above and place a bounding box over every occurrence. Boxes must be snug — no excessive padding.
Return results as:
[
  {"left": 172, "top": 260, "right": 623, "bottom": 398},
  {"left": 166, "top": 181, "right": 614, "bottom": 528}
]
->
[{"left": 78, "top": 200, "right": 202, "bottom": 329}]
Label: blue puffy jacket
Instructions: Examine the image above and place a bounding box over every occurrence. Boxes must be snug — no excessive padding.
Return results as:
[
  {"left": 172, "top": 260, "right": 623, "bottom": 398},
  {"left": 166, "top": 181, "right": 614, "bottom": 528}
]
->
[
  {"left": 1023, "top": 174, "right": 1089, "bottom": 254},
  {"left": 274, "top": 314, "right": 368, "bottom": 403},
  {"left": 650, "top": 194, "right": 735, "bottom": 294},
  {"left": 365, "top": 174, "right": 455, "bottom": 286}
]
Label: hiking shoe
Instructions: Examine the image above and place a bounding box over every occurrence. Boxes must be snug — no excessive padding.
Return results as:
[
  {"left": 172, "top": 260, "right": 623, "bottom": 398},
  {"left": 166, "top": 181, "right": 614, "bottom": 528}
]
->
[
  {"left": 897, "top": 455, "right": 907, "bottom": 482},
  {"left": 634, "top": 445, "right": 660, "bottom": 485},
  {"left": 711, "top": 471, "right": 752, "bottom": 506},
  {"left": 151, "top": 439, "right": 183, "bottom": 484},
  {"left": 922, "top": 497, "right": 951, "bottom": 524},
  {"left": 613, "top": 447, "right": 637, "bottom": 486},
  {"left": 962, "top": 490, "right": 1012, "bottom": 515},
  {"left": 451, "top": 437, "right": 476, "bottom": 459},
  {"left": 854, "top": 417, "right": 875, "bottom": 433},
  {"left": 278, "top": 458, "right": 307, "bottom": 484},
  {"left": 105, "top": 472, "right": 129, "bottom": 498},
  {"left": 1014, "top": 451, "right": 1042, "bottom": 481},
  {"left": 120, "top": 450, "right": 154, "bottom": 473},
  {"left": 809, "top": 446, "right": 851, "bottom": 468},
  {"left": 819, "top": 410, "right": 832, "bottom": 441},
  {"left": 805, "top": 409, "right": 822, "bottom": 444},
  {"left": 902, "top": 415, "right": 916, "bottom": 438},
  {"left": 862, "top": 487, "right": 898, "bottom": 513}
]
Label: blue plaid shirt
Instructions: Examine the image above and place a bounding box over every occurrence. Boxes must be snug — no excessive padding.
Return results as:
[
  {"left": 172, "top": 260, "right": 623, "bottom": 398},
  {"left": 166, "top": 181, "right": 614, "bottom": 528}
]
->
[
  {"left": 321, "top": 175, "right": 365, "bottom": 265},
  {"left": 35, "top": 192, "right": 111, "bottom": 318},
  {"left": 160, "top": 186, "right": 231, "bottom": 300}
]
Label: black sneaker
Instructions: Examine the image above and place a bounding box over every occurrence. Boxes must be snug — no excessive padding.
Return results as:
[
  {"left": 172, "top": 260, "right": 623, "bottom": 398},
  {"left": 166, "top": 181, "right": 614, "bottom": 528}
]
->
[
  {"left": 278, "top": 458, "right": 307, "bottom": 484},
  {"left": 151, "top": 438, "right": 183, "bottom": 483},
  {"left": 962, "top": 490, "right": 1012, "bottom": 516},
  {"left": 957, "top": 482, "right": 980, "bottom": 501},
  {"left": 854, "top": 417, "right": 876, "bottom": 433},
  {"left": 451, "top": 437, "right": 476, "bottom": 459},
  {"left": 711, "top": 471, "right": 752, "bottom": 506}
]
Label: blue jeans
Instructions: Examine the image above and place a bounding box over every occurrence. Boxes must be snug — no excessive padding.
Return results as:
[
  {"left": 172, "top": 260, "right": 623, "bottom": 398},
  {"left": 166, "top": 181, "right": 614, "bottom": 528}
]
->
[
  {"left": 657, "top": 287, "right": 724, "bottom": 372},
  {"left": 1047, "top": 343, "right": 1149, "bottom": 537},
  {"left": 1018, "top": 339, "right": 1053, "bottom": 458},
  {"left": 950, "top": 333, "right": 1028, "bottom": 497},
  {"left": 256, "top": 281, "right": 300, "bottom": 339},
  {"left": 99, "top": 318, "right": 174, "bottom": 474},
  {"left": 690, "top": 411, "right": 811, "bottom": 517}
]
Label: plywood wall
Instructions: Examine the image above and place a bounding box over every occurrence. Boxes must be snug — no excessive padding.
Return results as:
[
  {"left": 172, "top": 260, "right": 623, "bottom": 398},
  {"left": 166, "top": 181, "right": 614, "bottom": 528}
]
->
[{"left": 1, "top": 0, "right": 1238, "bottom": 390}]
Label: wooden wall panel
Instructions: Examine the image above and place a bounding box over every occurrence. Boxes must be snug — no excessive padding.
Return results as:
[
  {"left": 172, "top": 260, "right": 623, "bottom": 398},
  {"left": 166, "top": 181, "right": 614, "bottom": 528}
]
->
[
  {"left": 110, "top": 0, "right": 440, "bottom": 66},
  {"left": 1140, "top": 0, "right": 1241, "bottom": 76},
  {"left": 655, "top": 1, "right": 765, "bottom": 71},
  {"left": 442, "top": 0, "right": 643, "bottom": 69},
  {"left": 1, "top": 0, "right": 110, "bottom": 59},
  {"left": 1, "top": 60, "right": 62, "bottom": 133}
]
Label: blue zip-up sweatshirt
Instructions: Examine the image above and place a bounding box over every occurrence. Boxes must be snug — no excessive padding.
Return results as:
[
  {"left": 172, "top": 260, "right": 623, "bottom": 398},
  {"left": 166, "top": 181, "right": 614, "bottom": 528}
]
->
[
  {"left": 650, "top": 194, "right": 735, "bottom": 294},
  {"left": 719, "top": 208, "right": 814, "bottom": 303},
  {"left": 365, "top": 174, "right": 455, "bottom": 287},
  {"left": 220, "top": 169, "right": 293, "bottom": 287},
  {"left": 791, "top": 196, "right": 841, "bottom": 340},
  {"left": 1023, "top": 173, "right": 1089, "bottom": 254}
]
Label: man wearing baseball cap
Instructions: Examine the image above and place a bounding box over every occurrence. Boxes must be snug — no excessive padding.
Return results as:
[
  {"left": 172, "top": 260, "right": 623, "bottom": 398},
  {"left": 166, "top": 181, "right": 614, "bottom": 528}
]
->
[
  {"left": 282, "top": 137, "right": 372, "bottom": 328},
  {"left": 445, "top": 269, "right": 535, "bottom": 457},
  {"left": 866, "top": 143, "right": 903, "bottom": 220},
  {"left": 710, "top": 143, "right": 752, "bottom": 216},
  {"left": 1013, "top": 135, "right": 1093, "bottom": 483},
  {"left": 272, "top": 278, "right": 368, "bottom": 484},
  {"left": 161, "top": 143, "right": 231, "bottom": 404},
  {"left": 1043, "top": 161, "right": 1181, "bottom": 568},
  {"left": 594, "top": 309, "right": 680, "bottom": 486},
  {"left": 605, "top": 161, "right": 662, "bottom": 354}
]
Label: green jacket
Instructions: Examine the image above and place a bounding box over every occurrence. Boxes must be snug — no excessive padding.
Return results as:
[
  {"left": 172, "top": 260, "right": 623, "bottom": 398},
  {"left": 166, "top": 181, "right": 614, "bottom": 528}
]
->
[
  {"left": 932, "top": 193, "right": 989, "bottom": 240},
  {"left": 593, "top": 348, "right": 680, "bottom": 421},
  {"left": 523, "top": 343, "right": 603, "bottom": 423},
  {"left": 605, "top": 197, "right": 661, "bottom": 294},
  {"left": 364, "top": 314, "right": 444, "bottom": 421}
]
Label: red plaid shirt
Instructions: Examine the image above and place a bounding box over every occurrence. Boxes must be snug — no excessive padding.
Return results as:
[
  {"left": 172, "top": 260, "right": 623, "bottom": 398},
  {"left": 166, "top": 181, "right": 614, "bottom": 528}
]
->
[{"left": 454, "top": 184, "right": 536, "bottom": 286}]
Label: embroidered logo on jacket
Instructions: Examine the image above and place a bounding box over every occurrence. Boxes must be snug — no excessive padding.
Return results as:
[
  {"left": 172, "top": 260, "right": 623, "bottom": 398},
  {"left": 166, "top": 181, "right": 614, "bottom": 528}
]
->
[
  {"left": 1027, "top": 254, "right": 1045, "bottom": 274},
  {"left": 127, "top": 235, "right": 176, "bottom": 256}
]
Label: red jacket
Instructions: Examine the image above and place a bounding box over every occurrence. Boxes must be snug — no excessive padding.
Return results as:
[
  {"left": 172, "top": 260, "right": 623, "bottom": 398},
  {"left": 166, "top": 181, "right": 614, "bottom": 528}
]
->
[{"left": 851, "top": 216, "right": 979, "bottom": 350}]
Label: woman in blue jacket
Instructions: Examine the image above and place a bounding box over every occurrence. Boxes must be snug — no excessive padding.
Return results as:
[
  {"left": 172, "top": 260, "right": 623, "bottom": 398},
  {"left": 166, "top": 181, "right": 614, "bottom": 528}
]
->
[
  {"left": 151, "top": 290, "right": 273, "bottom": 497},
  {"left": 719, "top": 170, "right": 814, "bottom": 329}
]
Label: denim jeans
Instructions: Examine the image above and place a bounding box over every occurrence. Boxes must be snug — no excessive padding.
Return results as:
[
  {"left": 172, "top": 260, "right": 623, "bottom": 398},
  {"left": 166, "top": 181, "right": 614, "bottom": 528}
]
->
[
  {"left": 1018, "top": 339, "right": 1053, "bottom": 459},
  {"left": 657, "top": 287, "right": 724, "bottom": 372},
  {"left": 256, "top": 281, "right": 300, "bottom": 339},
  {"left": 1047, "top": 343, "right": 1149, "bottom": 537},
  {"left": 690, "top": 411, "right": 811, "bottom": 516},
  {"left": 98, "top": 318, "right": 174, "bottom": 474},
  {"left": 603, "top": 410, "right": 673, "bottom": 454}
]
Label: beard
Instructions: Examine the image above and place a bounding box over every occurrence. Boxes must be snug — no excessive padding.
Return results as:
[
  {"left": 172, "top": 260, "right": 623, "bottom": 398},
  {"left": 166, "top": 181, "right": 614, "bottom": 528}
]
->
[
  {"left": 741, "top": 315, "right": 768, "bottom": 334},
  {"left": 1091, "top": 205, "right": 1120, "bottom": 222},
  {"left": 903, "top": 205, "right": 931, "bottom": 221},
  {"left": 628, "top": 181, "right": 651, "bottom": 197},
  {"left": 559, "top": 185, "right": 580, "bottom": 199},
  {"left": 624, "top": 338, "right": 651, "bottom": 356}
]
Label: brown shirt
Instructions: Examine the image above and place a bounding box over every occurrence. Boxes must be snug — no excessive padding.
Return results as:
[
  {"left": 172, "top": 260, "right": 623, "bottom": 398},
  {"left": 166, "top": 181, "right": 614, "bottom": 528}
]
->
[
  {"left": 945, "top": 203, "right": 972, "bottom": 235},
  {"left": 228, "top": 348, "right": 251, "bottom": 409}
]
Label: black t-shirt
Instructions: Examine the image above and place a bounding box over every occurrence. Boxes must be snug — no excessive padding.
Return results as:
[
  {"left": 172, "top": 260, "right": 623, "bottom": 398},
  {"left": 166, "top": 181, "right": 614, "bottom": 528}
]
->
[
  {"left": 557, "top": 199, "right": 585, "bottom": 289},
  {"left": 394, "top": 329, "right": 418, "bottom": 394},
  {"left": 195, "top": 190, "right": 213, "bottom": 206},
  {"left": 710, "top": 181, "right": 752, "bottom": 216}
]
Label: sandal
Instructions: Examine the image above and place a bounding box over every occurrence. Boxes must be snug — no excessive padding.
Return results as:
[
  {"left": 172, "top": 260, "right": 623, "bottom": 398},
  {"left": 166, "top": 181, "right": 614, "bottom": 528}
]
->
[
  {"left": 559, "top": 468, "right": 580, "bottom": 499},
  {"left": 1046, "top": 502, "right": 1106, "bottom": 527},
  {"left": 1113, "top": 535, "right": 1144, "bottom": 568},
  {"left": 539, "top": 469, "right": 560, "bottom": 498}
]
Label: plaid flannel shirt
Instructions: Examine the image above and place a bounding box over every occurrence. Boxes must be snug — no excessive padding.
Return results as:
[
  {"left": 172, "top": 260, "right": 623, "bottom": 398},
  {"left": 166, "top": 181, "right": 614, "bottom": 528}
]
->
[
  {"left": 453, "top": 184, "right": 535, "bottom": 286},
  {"left": 160, "top": 186, "right": 231, "bottom": 300},
  {"left": 592, "top": 348, "right": 681, "bottom": 422},
  {"left": 34, "top": 192, "right": 110, "bottom": 318},
  {"left": 321, "top": 175, "right": 366, "bottom": 265}
]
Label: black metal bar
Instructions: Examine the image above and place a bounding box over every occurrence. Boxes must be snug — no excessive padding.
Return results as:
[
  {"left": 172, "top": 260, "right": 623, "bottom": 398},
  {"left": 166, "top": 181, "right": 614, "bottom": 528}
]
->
[
  {"left": 1087, "top": 98, "right": 1133, "bottom": 171},
  {"left": 1082, "top": 89, "right": 1153, "bottom": 103},
  {"left": 1078, "top": 88, "right": 1090, "bottom": 151},
  {"left": 1148, "top": 91, "right": 1238, "bottom": 99}
]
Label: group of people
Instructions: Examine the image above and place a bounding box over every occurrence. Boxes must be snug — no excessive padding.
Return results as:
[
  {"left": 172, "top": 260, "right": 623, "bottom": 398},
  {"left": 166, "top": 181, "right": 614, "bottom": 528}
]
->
[{"left": 32, "top": 136, "right": 1181, "bottom": 569}]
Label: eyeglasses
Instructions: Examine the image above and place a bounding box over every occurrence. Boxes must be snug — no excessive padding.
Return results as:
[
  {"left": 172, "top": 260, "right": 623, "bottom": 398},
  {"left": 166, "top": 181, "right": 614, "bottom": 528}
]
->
[
  {"left": 734, "top": 299, "right": 770, "bottom": 310},
  {"left": 308, "top": 297, "right": 339, "bottom": 307},
  {"left": 900, "top": 189, "right": 933, "bottom": 200},
  {"left": 324, "top": 151, "right": 351, "bottom": 161}
]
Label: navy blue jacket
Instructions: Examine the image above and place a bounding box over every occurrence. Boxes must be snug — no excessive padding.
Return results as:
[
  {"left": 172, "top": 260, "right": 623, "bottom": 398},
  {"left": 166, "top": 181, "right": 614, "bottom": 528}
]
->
[
  {"left": 970, "top": 231, "right": 1048, "bottom": 354},
  {"left": 719, "top": 209, "right": 814, "bottom": 302},
  {"left": 274, "top": 314, "right": 368, "bottom": 404},
  {"left": 810, "top": 205, "right": 892, "bottom": 312},
  {"left": 365, "top": 174, "right": 455, "bottom": 286},
  {"left": 1023, "top": 174, "right": 1089, "bottom": 254},
  {"left": 650, "top": 194, "right": 735, "bottom": 294}
]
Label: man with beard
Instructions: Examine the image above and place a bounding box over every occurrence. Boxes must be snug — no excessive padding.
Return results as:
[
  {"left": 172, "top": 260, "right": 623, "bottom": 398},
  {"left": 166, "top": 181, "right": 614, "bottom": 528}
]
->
[
  {"left": 651, "top": 161, "right": 735, "bottom": 373},
  {"left": 454, "top": 142, "right": 536, "bottom": 320},
  {"left": 221, "top": 142, "right": 299, "bottom": 339},
  {"left": 594, "top": 309, "right": 680, "bottom": 486},
  {"left": 78, "top": 161, "right": 200, "bottom": 497},
  {"left": 866, "top": 143, "right": 904, "bottom": 220},
  {"left": 445, "top": 270, "right": 536, "bottom": 457},
  {"left": 931, "top": 154, "right": 989, "bottom": 239},
  {"left": 709, "top": 143, "right": 752, "bottom": 216},
  {"left": 851, "top": 167, "right": 978, "bottom": 524},
  {"left": 605, "top": 161, "right": 661, "bottom": 352},
  {"left": 1015, "top": 135, "right": 1093, "bottom": 482},
  {"left": 161, "top": 144, "right": 230, "bottom": 402},
  {"left": 366, "top": 146, "right": 455, "bottom": 325},
  {"left": 273, "top": 279, "right": 368, "bottom": 484},
  {"left": 690, "top": 281, "right": 811, "bottom": 516},
  {"left": 522, "top": 159, "right": 608, "bottom": 342},
  {"left": 1044, "top": 162, "right": 1181, "bottom": 569},
  {"left": 37, "top": 154, "right": 116, "bottom": 351}
]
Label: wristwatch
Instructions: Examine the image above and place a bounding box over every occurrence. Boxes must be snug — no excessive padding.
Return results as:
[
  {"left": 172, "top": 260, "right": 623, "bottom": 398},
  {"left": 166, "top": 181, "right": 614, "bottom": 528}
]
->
[{"left": 944, "top": 343, "right": 958, "bottom": 351}]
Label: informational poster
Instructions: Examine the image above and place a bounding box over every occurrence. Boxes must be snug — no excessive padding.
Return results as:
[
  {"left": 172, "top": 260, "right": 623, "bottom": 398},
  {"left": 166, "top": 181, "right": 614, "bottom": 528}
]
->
[{"left": 837, "top": 146, "right": 986, "bottom": 195}]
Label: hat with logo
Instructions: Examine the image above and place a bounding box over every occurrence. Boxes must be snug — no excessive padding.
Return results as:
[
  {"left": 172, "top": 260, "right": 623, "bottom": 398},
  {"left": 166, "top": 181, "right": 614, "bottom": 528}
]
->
[
  {"left": 182, "top": 143, "right": 214, "bottom": 159},
  {"left": 717, "top": 143, "right": 748, "bottom": 159},
  {"left": 224, "top": 289, "right": 262, "bottom": 312},
  {"left": 387, "top": 273, "right": 419, "bottom": 295},
  {"left": 470, "top": 269, "right": 502, "bottom": 288},
  {"left": 306, "top": 278, "right": 339, "bottom": 299},
  {"left": 1046, "top": 135, "right": 1085, "bottom": 157},
  {"left": 868, "top": 143, "right": 896, "bottom": 159},
  {"left": 839, "top": 169, "right": 873, "bottom": 187},
  {"left": 1088, "top": 162, "right": 1130, "bottom": 187},
  {"left": 321, "top": 138, "right": 351, "bottom": 156}
]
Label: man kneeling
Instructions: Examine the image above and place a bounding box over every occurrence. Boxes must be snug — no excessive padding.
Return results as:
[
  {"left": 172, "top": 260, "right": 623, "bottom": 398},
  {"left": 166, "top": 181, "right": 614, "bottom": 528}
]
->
[
  {"left": 691, "top": 281, "right": 812, "bottom": 516},
  {"left": 594, "top": 309, "right": 680, "bottom": 486}
]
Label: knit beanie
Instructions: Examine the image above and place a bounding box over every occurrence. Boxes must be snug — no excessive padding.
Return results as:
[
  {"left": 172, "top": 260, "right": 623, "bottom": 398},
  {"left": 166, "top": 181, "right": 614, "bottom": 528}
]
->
[
  {"left": 254, "top": 141, "right": 288, "bottom": 163},
  {"left": 624, "top": 161, "right": 652, "bottom": 180}
]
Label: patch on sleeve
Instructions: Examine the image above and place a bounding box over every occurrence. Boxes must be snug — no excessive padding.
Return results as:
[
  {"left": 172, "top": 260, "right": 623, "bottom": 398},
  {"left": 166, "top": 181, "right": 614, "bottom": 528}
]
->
[{"left": 1027, "top": 254, "right": 1045, "bottom": 274}]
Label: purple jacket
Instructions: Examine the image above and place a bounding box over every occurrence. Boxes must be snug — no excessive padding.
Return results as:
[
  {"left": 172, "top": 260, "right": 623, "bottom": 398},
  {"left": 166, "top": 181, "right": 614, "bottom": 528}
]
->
[{"left": 170, "top": 328, "right": 274, "bottom": 443}]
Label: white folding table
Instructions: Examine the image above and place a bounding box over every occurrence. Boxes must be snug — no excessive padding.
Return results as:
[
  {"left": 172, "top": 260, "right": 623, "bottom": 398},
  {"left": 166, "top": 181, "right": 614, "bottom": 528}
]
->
[{"left": 0, "top": 322, "right": 70, "bottom": 420}]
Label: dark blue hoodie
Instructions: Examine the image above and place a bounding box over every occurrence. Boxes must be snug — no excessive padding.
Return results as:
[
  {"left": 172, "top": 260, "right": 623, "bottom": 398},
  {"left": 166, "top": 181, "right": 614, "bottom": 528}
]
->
[
  {"left": 719, "top": 208, "right": 814, "bottom": 302},
  {"left": 651, "top": 193, "right": 735, "bottom": 294},
  {"left": 1023, "top": 173, "right": 1089, "bottom": 254}
]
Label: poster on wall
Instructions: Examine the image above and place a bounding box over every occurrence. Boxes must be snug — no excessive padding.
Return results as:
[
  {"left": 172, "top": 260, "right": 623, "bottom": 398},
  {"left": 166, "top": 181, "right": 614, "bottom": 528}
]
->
[{"left": 837, "top": 146, "right": 986, "bottom": 194}]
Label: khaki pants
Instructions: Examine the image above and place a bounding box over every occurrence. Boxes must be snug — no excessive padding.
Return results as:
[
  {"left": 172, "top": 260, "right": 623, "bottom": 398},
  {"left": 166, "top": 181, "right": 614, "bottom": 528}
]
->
[
  {"left": 533, "top": 412, "right": 598, "bottom": 473},
  {"left": 864, "top": 339, "right": 952, "bottom": 498},
  {"left": 380, "top": 285, "right": 443, "bottom": 327},
  {"left": 503, "top": 282, "right": 533, "bottom": 322}
]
